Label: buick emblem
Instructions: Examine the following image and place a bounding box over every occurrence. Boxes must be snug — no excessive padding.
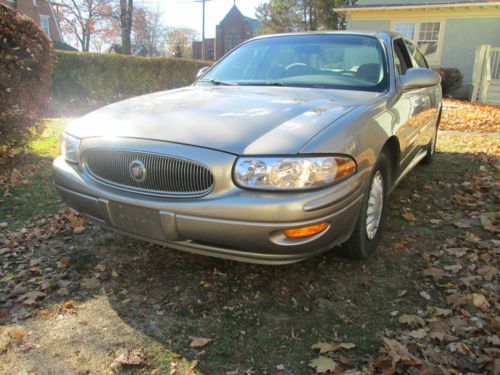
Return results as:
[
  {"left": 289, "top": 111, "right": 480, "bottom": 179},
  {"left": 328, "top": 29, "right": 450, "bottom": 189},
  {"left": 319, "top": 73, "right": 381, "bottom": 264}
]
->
[{"left": 129, "top": 160, "right": 146, "bottom": 182}]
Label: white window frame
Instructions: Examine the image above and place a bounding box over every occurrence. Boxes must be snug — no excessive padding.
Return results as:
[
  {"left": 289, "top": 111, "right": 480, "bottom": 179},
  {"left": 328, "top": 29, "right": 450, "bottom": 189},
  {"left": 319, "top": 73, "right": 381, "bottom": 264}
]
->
[
  {"left": 39, "top": 15, "right": 50, "bottom": 38},
  {"left": 392, "top": 20, "right": 445, "bottom": 65}
]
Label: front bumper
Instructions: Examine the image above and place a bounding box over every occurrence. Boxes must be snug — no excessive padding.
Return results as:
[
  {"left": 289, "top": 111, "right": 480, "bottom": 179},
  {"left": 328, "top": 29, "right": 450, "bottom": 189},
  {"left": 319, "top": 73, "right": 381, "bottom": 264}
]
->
[{"left": 53, "top": 155, "right": 365, "bottom": 264}]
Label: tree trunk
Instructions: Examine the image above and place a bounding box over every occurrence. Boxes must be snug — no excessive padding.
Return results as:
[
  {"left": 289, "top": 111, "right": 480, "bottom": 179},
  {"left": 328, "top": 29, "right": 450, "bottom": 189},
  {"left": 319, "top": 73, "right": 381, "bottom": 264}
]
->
[{"left": 120, "top": 0, "right": 133, "bottom": 54}]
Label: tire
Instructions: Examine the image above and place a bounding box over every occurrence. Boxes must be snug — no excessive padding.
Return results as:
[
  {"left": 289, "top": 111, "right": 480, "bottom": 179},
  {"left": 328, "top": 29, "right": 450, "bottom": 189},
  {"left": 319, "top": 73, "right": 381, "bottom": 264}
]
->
[
  {"left": 339, "top": 152, "right": 391, "bottom": 259},
  {"left": 421, "top": 109, "right": 441, "bottom": 165}
]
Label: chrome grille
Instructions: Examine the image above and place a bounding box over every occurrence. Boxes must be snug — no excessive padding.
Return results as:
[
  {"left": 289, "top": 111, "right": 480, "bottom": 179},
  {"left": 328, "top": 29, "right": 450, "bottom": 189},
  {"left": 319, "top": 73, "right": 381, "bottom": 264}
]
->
[{"left": 83, "top": 149, "right": 214, "bottom": 197}]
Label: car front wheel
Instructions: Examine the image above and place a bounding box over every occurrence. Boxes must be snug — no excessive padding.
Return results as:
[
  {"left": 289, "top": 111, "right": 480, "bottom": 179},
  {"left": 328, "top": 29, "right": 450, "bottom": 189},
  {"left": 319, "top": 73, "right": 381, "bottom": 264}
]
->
[{"left": 339, "top": 152, "right": 390, "bottom": 259}]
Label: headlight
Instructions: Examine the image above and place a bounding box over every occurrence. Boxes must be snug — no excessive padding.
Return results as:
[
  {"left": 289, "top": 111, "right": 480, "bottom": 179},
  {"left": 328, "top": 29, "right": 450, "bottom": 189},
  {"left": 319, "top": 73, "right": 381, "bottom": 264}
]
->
[
  {"left": 61, "top": 133, "right": 81, "bottom": 164},
  {"left": 234, "top": 156, "right": 356, "bottom": 190}
]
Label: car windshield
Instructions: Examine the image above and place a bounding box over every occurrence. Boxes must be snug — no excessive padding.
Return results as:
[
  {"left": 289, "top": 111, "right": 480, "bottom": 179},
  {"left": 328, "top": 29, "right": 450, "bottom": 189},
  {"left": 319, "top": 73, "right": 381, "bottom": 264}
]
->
[{"left": 198, "top": 34, "right": 389, "bottom": 92}]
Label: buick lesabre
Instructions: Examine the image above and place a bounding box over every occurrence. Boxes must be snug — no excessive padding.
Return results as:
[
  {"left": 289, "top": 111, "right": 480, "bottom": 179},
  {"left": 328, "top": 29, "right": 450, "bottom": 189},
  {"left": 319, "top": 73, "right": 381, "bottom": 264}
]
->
[{"left": 53, "top": 32, "right": 442, "bottom": 264}]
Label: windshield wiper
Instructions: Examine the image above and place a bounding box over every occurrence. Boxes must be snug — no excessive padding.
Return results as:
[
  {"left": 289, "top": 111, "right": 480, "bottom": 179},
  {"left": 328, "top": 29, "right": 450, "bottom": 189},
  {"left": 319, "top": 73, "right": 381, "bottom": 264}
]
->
[
  {"left": 199, "top": 78, "right": 238, "bottom": 86},
  {"left": 240, "top": 81, "right": 288, "bottom": 87},
  {"left": 264, "top": 81, "right": 288, "bottom": 86}
]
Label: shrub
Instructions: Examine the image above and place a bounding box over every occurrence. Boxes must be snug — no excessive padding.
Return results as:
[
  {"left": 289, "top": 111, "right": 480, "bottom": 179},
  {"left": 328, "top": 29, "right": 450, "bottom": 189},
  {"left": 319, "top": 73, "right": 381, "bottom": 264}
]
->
[
  {"left": 434, "top": 67, "right": 463, "bottom": 98},
  {"left": 50, "top": 52, "right": 212, "bottom": 115},
  {"left": 0, "top": 4, "right": 54, "bottom": 150}
]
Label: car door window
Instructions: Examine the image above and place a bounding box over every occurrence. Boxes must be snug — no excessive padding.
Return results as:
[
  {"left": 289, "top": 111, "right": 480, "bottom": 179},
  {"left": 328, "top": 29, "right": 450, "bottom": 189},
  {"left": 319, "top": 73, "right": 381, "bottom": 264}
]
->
[{"left": 393, "top": 39, "right": 412, "bottom": 76}]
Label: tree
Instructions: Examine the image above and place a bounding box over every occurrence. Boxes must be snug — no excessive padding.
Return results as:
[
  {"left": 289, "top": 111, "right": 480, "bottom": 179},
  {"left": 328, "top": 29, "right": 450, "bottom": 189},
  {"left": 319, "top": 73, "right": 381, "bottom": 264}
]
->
[
  {"left": 166, "top": 27, "right": 198, "bottom": 58},
  {"left": 119, "top": 0, "right": 133, "bottom": 54},
  {"left": 133, "top": 7, "right": 167, "bottom": 57},
  {"left": 52, "top": 0, "right": 113, "bottom": 52},
  {"left": 255, "top": 0, "right": 352, "bottom": 35},
  {"left": 255, "top": 0, "right": 302, "bottom": 35}
]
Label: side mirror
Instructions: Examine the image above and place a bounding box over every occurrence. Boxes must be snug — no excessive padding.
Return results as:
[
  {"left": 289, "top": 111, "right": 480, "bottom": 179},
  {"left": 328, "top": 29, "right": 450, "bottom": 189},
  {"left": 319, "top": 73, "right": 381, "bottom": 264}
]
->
[
  {"left": 196, "top": 66, "right": 210, "bottom": 79},
  {"left": 399, "top": 68, "right": 441, "bottom": 90}
]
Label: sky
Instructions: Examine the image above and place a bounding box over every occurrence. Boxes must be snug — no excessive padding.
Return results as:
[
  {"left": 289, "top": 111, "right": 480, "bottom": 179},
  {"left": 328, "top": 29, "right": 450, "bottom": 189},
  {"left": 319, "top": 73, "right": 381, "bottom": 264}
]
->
[{"left": 136, "top": 0, "right": 268, "bottom": 39}]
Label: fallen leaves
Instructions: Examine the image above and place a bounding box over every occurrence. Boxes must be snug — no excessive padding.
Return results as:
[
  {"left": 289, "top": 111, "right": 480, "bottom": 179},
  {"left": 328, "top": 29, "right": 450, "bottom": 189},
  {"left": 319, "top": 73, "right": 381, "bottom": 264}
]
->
[
  {"left": 82, "top": 278, "right": 100, "bottom": 290},
  {"left": 375, "top": 338, "right": 422, "bottom": 374},
  {"left": 0, "top": 207, "right": 96, "bottom": 326},
  {"left": 471, "top": 293, "right": 490, "bottom": 311},
  {"left": 308, "top": 341, "right": 356, "bottom": 372},
  {"left": 398, "top": 314, "right": 425, "bottom": 329},
  {"left": 446, "top": 293, "right": 471, "bottom": 309},
  {"left": 423, "top": 267, "right": 445, "bottom": 281},
  {"left": 57, "top": 256, "right": 70, "bottom": 269},
  {"left": 8, "top": 327, "right": 26, "bottom": 342},
  {"left": 419, "top": 291, "right": 431, "bottom": 301},
  {"left": 311, "top": 341, "right": 356, "bottom": 353},
  {"left": 109, "top": 348, "right": 145, "bottom": 373},
  {"left": 372, "top": 130, "right": 499, "bottom": 375},
  {"left": 440, "top": 99, "right": 500, "bottom": 133},
  {"left": 18, "top": 291, "right": 46, "bottom": 306},
  {"left": 402, "top": 211, "right": 416, "bottom": 222},
  {"left": 478, "top": 265, "right": 497, "bottom": 282},
  {"left": 62, "top": 300, "right": 75, "bottom": 310},
  {"left": 309, "top": 356, "right": 337, "bottom": 373},
  {"left": 189, "top": 337, "right": 211, "bottom": 348}
]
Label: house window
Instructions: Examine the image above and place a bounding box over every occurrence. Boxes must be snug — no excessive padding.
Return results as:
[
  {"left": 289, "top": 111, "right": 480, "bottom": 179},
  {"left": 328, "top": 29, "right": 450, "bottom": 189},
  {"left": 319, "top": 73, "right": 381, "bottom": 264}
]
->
[
  {"left": 40, "top": 15, "right": 50, "bottom": 38},
  {"left": 393, "top": 21, "right": 442, "bottom": 63},
  {"left": 394, "top": 22, "right": 415, "bottom": 39},
  {"left": 33, "top": 0, "right": 37, "bottom": 6},
  {"left": 416, "top": 22, "right": 440, "bottom": 62}
]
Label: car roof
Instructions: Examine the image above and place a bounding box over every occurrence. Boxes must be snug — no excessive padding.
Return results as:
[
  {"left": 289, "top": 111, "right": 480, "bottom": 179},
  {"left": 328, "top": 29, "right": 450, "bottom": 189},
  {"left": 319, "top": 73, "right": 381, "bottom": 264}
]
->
[{"left": 250, "top": 30, "right": 399, "bottom": 40}]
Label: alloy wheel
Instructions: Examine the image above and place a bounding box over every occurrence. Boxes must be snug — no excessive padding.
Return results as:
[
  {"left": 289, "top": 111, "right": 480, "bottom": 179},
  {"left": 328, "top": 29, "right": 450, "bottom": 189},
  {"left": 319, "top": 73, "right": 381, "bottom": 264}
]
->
[{"left": 366, "top": 170, "right": 384, "bottom": 240}]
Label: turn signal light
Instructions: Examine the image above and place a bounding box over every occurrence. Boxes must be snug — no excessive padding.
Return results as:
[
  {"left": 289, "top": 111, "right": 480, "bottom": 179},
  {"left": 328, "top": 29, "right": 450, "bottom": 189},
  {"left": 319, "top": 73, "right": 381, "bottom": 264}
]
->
[
  {"left": 335, "top": 158, "right": 356, "bottom": 179},
  {"left": 284, "top": 222, "right": 329, "bottom": 239}
]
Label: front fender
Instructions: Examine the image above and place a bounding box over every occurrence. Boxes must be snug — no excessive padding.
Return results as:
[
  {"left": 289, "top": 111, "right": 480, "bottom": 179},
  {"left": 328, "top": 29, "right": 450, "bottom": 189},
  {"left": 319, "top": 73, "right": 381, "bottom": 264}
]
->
[{"left": 299, "top": 98, "right": 395, "bottom": 185}]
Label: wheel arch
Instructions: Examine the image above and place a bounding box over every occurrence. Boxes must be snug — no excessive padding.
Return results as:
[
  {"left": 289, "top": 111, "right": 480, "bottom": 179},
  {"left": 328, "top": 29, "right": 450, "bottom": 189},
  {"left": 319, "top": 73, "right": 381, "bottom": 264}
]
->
[{"left": 379, "top": 136, "right": 401, "bottom": 187}]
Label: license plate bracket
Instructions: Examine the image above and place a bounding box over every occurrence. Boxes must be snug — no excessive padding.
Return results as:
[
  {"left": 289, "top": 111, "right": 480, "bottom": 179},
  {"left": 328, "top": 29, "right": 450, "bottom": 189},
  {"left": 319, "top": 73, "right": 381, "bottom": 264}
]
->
[{"left": 108, "top": 202, "right": 165, "bottom": 241}]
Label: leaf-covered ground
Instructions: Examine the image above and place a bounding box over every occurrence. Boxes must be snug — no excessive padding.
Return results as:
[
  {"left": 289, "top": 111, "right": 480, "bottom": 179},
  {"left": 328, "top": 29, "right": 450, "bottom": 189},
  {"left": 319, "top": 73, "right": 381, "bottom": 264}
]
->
[
  {"left": 440, "top": 99, "right": 500, "bottom": 133},
  {"left": 0, "top": 110, "right": 499, "bottom": 374}
]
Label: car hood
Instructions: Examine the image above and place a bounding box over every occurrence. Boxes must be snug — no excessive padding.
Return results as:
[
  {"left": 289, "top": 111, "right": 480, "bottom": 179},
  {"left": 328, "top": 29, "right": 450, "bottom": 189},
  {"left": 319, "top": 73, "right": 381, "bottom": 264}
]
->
[{"left": 66, "top": 86, "right": 382, "bottom": 155}]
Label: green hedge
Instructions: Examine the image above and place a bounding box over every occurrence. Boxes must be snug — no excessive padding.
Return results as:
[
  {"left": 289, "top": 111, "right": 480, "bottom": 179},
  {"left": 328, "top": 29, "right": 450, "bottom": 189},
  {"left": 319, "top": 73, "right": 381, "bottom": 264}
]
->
[{"left": 50, "top": 51, "right": 211, "bottom": 114}]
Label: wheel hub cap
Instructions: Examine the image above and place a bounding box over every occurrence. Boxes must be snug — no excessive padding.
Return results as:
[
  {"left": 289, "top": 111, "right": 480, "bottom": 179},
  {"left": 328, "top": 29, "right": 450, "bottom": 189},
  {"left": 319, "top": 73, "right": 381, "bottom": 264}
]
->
[{"left": 366, "top": 171, "right": 384, "bottom": 240}]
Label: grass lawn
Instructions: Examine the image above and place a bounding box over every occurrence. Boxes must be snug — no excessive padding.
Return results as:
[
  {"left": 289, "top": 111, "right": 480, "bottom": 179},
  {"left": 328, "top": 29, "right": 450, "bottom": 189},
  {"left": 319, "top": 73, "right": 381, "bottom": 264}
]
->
[
  {"left": 0, "top": 119, "right": 66, "bottom": 223},
  {"left": 0, "top": 116, "right": 498, "bottom": 374}
]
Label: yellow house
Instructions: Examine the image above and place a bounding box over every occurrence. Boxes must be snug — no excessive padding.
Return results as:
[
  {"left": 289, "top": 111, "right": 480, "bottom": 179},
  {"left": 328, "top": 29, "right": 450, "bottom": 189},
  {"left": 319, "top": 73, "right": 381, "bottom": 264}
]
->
[{"left": 339, "top": 0, "right": 500, "bottom": 100}]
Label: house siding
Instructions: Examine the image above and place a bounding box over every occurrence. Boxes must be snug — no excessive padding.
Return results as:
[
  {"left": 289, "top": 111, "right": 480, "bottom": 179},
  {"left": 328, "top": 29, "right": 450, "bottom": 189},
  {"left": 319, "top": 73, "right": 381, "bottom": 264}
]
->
[
  {"left": 441, "top": 18, "right": 500, "bottom": 86},
  {"left": 356, "top": 0, "right": 488, "bottom": 5},
  {"left": 349, "top": 19, "right": 390, "bottom": 31}
]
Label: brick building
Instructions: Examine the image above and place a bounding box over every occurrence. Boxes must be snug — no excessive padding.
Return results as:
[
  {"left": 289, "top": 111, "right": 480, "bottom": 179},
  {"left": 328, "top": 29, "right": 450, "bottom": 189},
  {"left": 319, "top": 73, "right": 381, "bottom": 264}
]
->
[
  {"left": 192, "top": 4, "right": 259, "bottom": 61},
  {"left": 192, "top": 38, "right": 215, "bottom": 61},
  {"left": 1, "top": 0, "right": 63, "bottom": 42}
]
